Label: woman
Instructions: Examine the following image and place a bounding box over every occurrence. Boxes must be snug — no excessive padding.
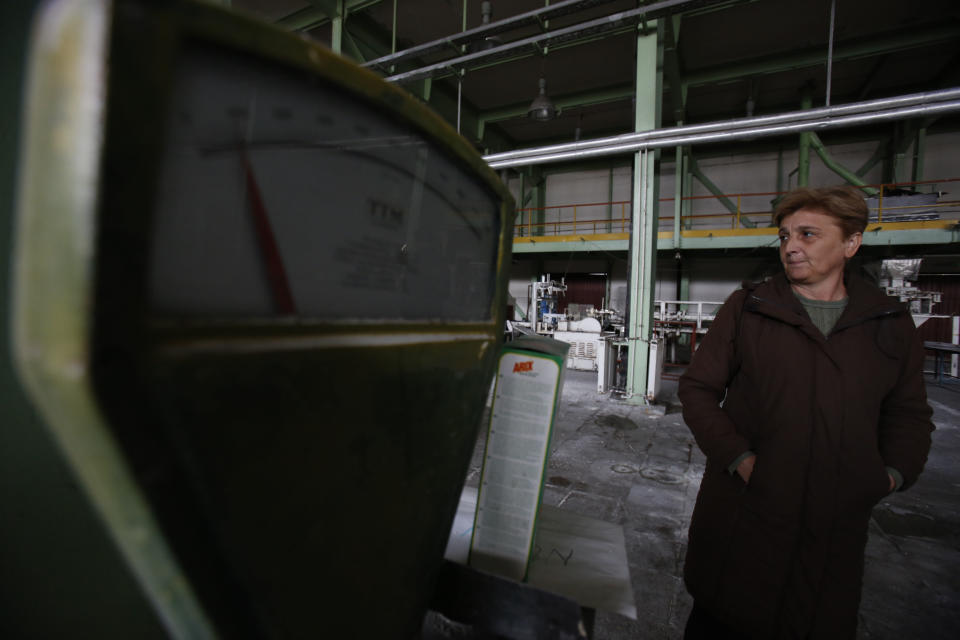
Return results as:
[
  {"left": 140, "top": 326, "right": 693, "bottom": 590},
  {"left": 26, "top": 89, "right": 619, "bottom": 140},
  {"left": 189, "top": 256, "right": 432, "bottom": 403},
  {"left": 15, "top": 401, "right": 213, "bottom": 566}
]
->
[{"left": 678, "top": 186, "right": 934, "bottom": 638}]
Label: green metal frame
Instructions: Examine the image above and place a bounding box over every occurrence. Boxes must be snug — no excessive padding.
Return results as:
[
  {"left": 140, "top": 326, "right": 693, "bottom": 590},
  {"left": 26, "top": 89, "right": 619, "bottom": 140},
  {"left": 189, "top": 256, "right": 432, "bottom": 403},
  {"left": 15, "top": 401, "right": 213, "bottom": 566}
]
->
[
  {"left": 11, "top": 1, "right": 515, "bottom": 637},
  {"left": 625, "top": 21, "right": 663, "bottom": 404}
]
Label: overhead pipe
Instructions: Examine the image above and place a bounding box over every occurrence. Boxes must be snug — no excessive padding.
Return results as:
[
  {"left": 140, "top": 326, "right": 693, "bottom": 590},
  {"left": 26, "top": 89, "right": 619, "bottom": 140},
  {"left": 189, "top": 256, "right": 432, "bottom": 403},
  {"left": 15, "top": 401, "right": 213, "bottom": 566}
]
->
[
  {"left": 364, "top": 0, "right": 630, "bottom": 71},
  {"left": 483, "top": 88, "right": 960, "bottom": 169},
  {"left": 485, "top": 87, "right": 960, "bottom": 164},
  {"left": 380, "top": 0, "right": 720, "bottom": 84}
]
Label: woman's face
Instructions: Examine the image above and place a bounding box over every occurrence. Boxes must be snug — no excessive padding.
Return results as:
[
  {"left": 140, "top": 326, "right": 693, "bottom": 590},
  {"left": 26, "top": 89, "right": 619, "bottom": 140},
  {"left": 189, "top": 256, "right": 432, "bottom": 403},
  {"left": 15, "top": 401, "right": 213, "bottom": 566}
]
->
[{"left": 778, "top": 208, "right": 861, "bottom": 287}]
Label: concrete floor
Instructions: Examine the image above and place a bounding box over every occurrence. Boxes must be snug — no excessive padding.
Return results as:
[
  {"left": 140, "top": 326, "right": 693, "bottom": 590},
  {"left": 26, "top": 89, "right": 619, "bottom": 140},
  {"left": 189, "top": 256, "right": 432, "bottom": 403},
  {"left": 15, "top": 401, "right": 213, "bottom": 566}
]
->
[{"left": 463, "top": 367, "right": 960, "bottom": 639}]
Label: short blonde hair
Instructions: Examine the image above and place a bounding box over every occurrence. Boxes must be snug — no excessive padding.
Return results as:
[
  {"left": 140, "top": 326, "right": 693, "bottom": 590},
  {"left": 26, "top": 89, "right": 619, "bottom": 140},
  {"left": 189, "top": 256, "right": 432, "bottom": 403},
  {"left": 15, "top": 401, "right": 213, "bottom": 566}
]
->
[{"left": 773, "top": 186, "right": 868, "bottom": 238}]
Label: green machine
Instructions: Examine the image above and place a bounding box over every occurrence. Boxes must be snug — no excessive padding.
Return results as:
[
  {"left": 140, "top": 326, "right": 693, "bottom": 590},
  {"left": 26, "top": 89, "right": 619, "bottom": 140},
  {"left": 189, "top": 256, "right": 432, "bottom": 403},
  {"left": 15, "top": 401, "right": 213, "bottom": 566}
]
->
[{"left": 11, "top": 0, "right": 513, "bottom": 637}]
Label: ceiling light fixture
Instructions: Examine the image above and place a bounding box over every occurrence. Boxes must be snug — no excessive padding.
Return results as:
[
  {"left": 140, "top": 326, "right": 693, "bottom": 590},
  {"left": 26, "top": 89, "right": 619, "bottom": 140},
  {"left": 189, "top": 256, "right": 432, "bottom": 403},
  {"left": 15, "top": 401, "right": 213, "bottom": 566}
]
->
[{"left": 528, "top": 77, "right": 558, "bottom": 122}]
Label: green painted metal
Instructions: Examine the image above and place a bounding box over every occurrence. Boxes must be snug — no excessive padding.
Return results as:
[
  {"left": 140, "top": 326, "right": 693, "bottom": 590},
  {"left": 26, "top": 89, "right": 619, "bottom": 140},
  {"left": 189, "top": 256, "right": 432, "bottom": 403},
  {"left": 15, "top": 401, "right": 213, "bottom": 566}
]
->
[
  {"left": 625, "top": 21, "right": 662, "bottom": 404},
  {"left": 891, "top": 121, "right": 910, "bottom": 184},
  {"left": 607, "top": 166, "right": 615, "bottom": 233},
  {"left": 524, "top": 166, "right": 546, "bottom": 236},
  {"left": 275, "top": 0, "right": 380, "bottom": 31},
  {"left": 12, "top": 4, "right": 216, "bottom": 636},
  {"left": 341, "top": 29, "right": 365, "bottom": 60},
  {"left": 663, "top": 15, "right": 684, "bottom": 124},
  {"left": 683, "top": 25, "right": 960, "bottom": 89},
  {"left": 392, "top": 0, "right": 397, "bottom": 56},
  {"left": 688, "top": 155, "right": 755, "bottom": 228},
  {"left": 1, "top": 0, "right": 169, "bottom": 636},
  {"left": 808, "top": 132, "right": 878, "bottom": 196},
  {"left": 330, "top": 0, "right": 344, "bottom": 53},
  {"left": 10, "top": 1, "right": 515, "bottom": 638},
  {"left": 673, "top": 142, "right": 684, "bottom": 246}
]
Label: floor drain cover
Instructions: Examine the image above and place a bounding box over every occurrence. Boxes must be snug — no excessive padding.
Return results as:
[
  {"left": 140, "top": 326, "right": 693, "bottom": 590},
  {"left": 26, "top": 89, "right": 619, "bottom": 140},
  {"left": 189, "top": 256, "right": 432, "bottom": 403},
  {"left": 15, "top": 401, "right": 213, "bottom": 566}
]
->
[
  {"left": 611, "top": 464, "right": 639, "bottom": 474},
  {"left": 640, "top": 468, "right": 683, "bottom": 484}
]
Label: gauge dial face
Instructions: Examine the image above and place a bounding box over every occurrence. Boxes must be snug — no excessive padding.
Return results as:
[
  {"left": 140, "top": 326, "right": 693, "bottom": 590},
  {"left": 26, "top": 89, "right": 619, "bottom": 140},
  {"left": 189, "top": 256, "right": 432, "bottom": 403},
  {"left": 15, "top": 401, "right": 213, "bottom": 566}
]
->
[{"left": 149, "top": 43, "right": 500, "bottom": 321}]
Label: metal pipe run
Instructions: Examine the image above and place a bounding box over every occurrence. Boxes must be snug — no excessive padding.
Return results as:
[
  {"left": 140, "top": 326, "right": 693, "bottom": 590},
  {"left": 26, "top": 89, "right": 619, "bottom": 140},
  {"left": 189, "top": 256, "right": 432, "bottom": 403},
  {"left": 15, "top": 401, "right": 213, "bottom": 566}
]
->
[
  {"left": 380, "top": 0, "right": 721, "bottom": 84},
  {"left": 486, "top": 88, "right": 960, "bottom": 163},
  {"left": 363, "top": 0, "right": 623, "bottom": 71},
  {"left": 484, "top": 88, "right": 960, "bottom": 169}
]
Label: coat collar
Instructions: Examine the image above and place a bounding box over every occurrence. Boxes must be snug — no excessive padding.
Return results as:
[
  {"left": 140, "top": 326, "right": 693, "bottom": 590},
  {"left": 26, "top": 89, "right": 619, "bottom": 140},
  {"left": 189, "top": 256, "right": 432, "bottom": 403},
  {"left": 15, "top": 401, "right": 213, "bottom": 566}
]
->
[{"left": 744, "top": 271, "right": 906, "bottom": 335}]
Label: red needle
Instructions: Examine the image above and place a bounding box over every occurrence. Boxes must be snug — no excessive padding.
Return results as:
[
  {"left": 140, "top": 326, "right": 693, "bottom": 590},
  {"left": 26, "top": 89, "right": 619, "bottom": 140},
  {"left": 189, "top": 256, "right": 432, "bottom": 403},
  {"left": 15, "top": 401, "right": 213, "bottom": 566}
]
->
[{"left": 240, "top": 148, "right": 297, "bottom": 315}]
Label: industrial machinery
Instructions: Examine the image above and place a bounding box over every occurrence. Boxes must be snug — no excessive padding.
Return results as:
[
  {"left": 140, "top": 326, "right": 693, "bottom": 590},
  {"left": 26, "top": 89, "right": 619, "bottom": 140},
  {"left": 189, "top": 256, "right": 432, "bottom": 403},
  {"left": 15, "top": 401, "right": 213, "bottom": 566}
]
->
[
  {"left": 879, "top": 258, "right": 945, "bottom": 325},
  {"left": 526, "top": 275, "right": 568, "bottom": 332},
  {"left": 11, "top": 1, "right": 513, "bottom": 637}
]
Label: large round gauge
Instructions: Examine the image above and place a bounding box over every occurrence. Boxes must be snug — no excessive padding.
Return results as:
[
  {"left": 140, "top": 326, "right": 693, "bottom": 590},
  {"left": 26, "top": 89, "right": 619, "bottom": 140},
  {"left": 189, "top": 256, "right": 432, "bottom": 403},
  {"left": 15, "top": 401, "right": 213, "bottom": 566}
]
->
[{"left": 151, "top": 43, "right": 501, "bottom": 321}]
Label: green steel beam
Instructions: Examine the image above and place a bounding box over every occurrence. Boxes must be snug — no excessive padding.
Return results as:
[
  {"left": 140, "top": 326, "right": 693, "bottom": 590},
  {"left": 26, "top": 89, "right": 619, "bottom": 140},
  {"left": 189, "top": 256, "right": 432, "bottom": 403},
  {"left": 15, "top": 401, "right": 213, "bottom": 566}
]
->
[
  {"left": 673, "top": 143, "right": 684, "bottom": 246},
  {"left": 688, "top": 154, "right": 756, "bottom": 228},
  {"left": 607, "top": 167, "right": 615, "bottom": 234},
  {"left": 276, "top": 0, "right": 381, "bottom": 31},
  {"left": 330, "top": 1, "right": 344, "bottom": 54},
  {"left": 683, "top": 25, "right": 960, "bottom": 89},
  {"left": 662, "top": 14, "right": 684, "bottom": 125},
  {"left": 341, "top": 27, "right": 366, "bottom": 60},
  {"left": 525, "top": 166, "right": 545, "bottom": 235},
  {"left": 340, "top": 12, "right": 393, "bottom": 58},
  {"left": 625, "top": 21, "right": 662, "bottom": 404},
  {"left": 309, "top": 0, "right": 343, "bottom": 17},
  {"left": 808, "top": 132, "right": 878, "bottom": 196}
]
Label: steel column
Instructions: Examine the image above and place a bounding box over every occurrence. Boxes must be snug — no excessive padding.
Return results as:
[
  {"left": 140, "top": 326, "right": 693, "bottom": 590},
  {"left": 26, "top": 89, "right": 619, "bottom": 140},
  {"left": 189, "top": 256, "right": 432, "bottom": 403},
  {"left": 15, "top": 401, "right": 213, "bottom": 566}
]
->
[
  {"left": 673, "top": 142, "right": 683, "bottom": 245},
  {"left": 625, "top": 22, "right": 662, "bottom": 403},
  {"left": 331, "top": 0, "right": 344, "bottom": 54}
]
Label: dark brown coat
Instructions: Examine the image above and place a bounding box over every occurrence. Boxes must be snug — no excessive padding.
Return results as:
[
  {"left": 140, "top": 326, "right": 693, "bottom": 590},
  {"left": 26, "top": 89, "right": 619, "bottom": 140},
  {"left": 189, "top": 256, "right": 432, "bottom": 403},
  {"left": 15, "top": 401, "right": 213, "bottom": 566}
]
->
[{"left": 679, "top": 272, "right": 933, "bottom": 639}]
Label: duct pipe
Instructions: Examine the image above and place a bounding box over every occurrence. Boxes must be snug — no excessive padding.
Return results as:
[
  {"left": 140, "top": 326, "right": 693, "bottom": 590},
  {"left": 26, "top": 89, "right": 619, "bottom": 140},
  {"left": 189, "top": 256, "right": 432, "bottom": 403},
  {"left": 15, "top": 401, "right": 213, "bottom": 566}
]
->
[
  {"left": 484, "top": 91, "right": 960, "bottom": 169},
  {"left": 382, "top": 0, "right": 716, "bottom": 84},
  {"left": 808, "top": 132, "right": 878, "bottom": 195},
  {"left": 485, "top": 87, "right": 960, "bottom": 165}
]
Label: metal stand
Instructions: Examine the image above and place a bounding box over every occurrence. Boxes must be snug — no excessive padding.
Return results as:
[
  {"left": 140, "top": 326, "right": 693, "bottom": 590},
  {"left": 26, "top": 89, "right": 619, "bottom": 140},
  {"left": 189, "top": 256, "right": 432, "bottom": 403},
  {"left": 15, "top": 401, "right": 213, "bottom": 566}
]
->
[{"left": 422, "top": 560, "right": 591, "bottom": 640}]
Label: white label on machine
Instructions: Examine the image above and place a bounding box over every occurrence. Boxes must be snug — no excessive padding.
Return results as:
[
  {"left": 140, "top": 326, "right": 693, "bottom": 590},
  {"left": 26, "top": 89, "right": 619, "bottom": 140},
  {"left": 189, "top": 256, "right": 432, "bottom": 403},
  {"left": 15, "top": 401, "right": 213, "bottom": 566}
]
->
[{"left": 469, "top": 351, "right": 560, "bottom": 582}]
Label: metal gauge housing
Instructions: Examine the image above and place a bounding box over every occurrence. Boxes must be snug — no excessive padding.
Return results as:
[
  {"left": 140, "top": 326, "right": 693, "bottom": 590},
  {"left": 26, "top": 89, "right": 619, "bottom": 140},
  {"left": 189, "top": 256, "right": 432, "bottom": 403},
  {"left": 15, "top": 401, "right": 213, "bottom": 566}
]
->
[{"left": 12, "top": 0, "right": 513, "bottom": 637}]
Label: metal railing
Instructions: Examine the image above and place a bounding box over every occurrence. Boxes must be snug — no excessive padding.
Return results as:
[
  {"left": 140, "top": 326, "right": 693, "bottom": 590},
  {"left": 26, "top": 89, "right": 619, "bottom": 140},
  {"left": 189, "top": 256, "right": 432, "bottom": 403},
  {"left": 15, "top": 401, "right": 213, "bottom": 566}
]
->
[
  {"left": 515, "top": 200, "right": 631, "bottom": 237},
  {"left": 513, "top": 178, "right": 960, "bottom": 237}
]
